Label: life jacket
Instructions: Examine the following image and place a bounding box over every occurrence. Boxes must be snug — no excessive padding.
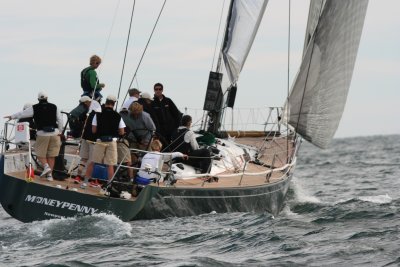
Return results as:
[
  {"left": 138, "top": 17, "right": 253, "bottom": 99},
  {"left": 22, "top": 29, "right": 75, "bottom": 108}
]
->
[
  {"left": 32, "top": 101, "right": 58, "bottom": 131},
  {"left": 96, "top": 107, "right": 121, "bottom": 138},
  {"left": 80, "top": 66, "right": 97, "bottom": 92},
  {"left": 170, "top": 128, "right": 191, "bottom": 154}
]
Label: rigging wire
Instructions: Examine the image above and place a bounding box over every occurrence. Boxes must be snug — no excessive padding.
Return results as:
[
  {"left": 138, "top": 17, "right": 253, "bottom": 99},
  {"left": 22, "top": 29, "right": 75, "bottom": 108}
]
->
[
  {"left": 210, "top": 0, "right": 226, "bottom": 71},
  {"left": 63, "top": 1, "right": 123, "bottom": 186},
  {"left": 116, "top": 0, "right": 136, "bottom": 111},
  {"left": 121, "top": 0, "right": 167, "bottom": 107},
  {"left": 102, "top": 0, "right": 121, "bottom": 61},
  {"left": 286, "top": 0, "right": 291, "bottom": 162}
]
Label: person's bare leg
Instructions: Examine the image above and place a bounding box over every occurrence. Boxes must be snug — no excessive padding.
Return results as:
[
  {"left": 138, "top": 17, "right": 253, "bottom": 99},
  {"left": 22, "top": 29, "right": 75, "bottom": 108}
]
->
[
  {"left": 38, "top": 157, "right": 48, "bottom": 167},
  {"left": 107, "top": 165, "right": 114, "bottom": 181},
  {"left": 47, "top": 157, "right": 55, "bottom": 170}
]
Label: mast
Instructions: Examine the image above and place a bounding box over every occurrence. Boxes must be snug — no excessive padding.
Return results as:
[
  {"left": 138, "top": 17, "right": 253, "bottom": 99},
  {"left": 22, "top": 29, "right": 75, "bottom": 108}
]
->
[
  {"left": 203, "top": 0, "right": 269, "bottom": 135},
  {"left": 203, "top": 0, "right": 234, "bottom": 135}
]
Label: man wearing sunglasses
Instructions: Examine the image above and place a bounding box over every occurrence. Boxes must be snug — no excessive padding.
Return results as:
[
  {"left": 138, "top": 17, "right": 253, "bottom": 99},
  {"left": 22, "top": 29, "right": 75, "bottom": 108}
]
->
[{"left": 152, "top": 82, "right": 182, "bottom": 149}]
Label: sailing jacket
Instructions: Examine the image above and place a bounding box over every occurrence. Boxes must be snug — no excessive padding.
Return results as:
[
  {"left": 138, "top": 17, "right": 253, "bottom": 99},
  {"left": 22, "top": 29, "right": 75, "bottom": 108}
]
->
[
  {"left": 82, "top": 110, "right": 97, "bottom": 141},
  {"left": 151, "top": 95, "right": 182, "bottom": 141},
  {"left": 81, "top": 66, "right": 102, "bottom": 94},
  {"left": 93, "top": 107, "right": 122, "bottom": 139},
  {"left": 33, "top": 101, "right": 58, "bottom": 131}
]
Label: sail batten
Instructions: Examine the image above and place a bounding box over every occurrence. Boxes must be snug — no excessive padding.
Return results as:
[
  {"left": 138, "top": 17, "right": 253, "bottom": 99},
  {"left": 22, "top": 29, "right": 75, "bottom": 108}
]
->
[{"left": 286, "top": 0, "right": 368, "bottom": 148}]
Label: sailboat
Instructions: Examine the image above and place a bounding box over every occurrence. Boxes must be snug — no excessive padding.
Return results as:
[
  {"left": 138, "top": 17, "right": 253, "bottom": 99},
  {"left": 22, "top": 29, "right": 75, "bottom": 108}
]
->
[{"left": 0, "top": 0, "right": 368, "bottom": 222}]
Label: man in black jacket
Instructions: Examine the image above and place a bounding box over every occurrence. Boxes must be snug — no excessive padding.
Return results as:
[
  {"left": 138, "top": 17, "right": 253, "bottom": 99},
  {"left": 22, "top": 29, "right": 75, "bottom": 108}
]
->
[{"left": 151, "top": 83, "right": 182, "bottom": 149}]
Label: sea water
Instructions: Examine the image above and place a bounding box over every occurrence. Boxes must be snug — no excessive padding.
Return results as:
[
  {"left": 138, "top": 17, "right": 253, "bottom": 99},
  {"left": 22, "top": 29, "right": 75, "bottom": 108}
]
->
[{"left": 0, "top": 135, "right": 399, "bottom": 266}]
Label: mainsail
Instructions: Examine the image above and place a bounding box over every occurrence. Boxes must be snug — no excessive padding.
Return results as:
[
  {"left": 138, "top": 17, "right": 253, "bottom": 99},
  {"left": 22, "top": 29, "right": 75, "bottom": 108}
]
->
[
  {"left": 302, "top": 0, "right": 326, "bottom": 57},
  {"left": 222, "top": 0, "right": 268, "bottom": 85},
  {"left": 286, "top": 0, "right": 369, "bottom": 148}
]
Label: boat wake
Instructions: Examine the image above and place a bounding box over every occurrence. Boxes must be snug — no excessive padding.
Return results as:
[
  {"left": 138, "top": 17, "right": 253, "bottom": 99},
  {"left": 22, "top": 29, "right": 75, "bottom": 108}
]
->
[
  {"left": 25, "top": 213, "right": 133, "bottom": 240},
  {"left": 291, "top": 176, "right": 322, "bottom": 204}
]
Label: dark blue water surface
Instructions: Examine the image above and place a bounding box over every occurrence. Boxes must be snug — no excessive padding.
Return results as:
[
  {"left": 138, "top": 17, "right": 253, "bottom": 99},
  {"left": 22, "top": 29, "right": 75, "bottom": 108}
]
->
[{"left": 1, "top": 135, "right": 399, "bottom": 266}]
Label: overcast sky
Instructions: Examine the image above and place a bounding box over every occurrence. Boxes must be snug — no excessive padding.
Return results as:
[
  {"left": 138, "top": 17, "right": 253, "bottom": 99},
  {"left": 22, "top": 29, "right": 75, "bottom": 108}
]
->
[{"left": 0, "top": 0, "right": 399, "bottom": 139}]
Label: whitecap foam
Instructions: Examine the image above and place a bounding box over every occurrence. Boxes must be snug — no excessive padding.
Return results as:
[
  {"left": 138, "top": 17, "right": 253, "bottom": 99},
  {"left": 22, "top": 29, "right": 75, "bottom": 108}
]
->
[
  {"left": 27, "top": 216, "right": 77, "bottom": 238},
  {"left": 281, "top": 205, "right": 300, "bottom": 218},
  {"left": 357, "top": 194, "right": 392, "bottom": 204},
  {"left": 92, "top": 213, "right": 132, "bottom": 237},
  {"left": 291, "top": 176, "right": 321, "bottom": 203}
]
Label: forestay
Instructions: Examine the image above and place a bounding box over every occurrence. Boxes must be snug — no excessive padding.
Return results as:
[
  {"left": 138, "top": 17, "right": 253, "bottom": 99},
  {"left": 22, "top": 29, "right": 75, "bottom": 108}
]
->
[{"left": 285, "top": 0, "right": 368, "bottom": 148}]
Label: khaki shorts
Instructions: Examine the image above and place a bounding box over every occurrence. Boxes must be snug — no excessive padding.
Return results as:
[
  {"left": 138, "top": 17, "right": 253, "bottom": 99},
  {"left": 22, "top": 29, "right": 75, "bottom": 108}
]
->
[
  {"left": 79, "top": 139, "right": 94, "bottom": 161},
  {"left": 117, "top": 139, "right": 132, "bottom": 163},
  {"left": 35, "top": 135, "right": 61, "bottom": 158},
  {"left": 92, "top": 140, "right": 117, "bottom": 166}
]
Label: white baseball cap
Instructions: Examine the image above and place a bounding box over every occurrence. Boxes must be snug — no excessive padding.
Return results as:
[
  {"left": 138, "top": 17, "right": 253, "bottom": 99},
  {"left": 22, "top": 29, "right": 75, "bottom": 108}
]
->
[
  {"left": 106, "top": 95, "right": 117, "bottom": 102},
  {"left": 141, "top": 92, "right": 153, "bottom": 101},
  {"left": 38, "top": 91, "right": 48, "bottom": 100},
  {"left": 79, "top": 96, "right": 92, "bottom": 103}
]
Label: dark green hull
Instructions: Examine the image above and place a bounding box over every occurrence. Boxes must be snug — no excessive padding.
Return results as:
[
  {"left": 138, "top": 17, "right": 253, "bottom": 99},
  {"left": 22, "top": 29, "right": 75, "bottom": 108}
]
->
[
  {"left": 136, "top": 177, "right": 291, "bottom": 219},
  {"left": 0, "top": 154, "right": 292, "bottom": 222}
]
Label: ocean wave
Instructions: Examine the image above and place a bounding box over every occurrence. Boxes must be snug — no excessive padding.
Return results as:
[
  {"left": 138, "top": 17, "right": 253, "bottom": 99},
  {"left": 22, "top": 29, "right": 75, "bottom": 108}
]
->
[
  {"left": 357, "top": 194, "right": 392, "bottom": 204},
  {"left": 348, "top": 229, "right": 396, "bottom": 240}
]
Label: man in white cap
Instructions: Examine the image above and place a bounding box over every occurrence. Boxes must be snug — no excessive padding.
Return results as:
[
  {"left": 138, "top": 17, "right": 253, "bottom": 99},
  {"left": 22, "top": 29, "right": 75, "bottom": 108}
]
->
[
  {"left": 82, "top": 95, "right": 125, "bottom": 188},
  {"left": 4, "top": 91, "right": 63, "bottom": 181},
  {"left": 138, "top": 92, "right": 159, "bottom": 131},
  {"left": 68, "top": 95, "right": 92, "bottom": 138}
]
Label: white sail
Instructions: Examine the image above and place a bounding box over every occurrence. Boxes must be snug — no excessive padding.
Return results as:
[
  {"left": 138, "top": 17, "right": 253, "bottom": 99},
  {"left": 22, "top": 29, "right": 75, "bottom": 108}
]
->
[
  {"left": 286, "top": 0, "right": 369, "bottom": 148},
  {"left": 222, "top": 0, "right": 268, "bottom": 85}
]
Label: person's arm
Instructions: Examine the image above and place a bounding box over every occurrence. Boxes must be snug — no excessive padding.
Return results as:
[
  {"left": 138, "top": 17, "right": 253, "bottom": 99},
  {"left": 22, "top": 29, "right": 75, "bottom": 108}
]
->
[
  {"left": 4, "top": 107, "right": 34, "bottom": 120},
  {"left": 92, "top": 114, "right": 97, "bottom": 134},
  {"left": 168, "top": 98, "right": 183, "bottom": 127},
  {"left": 118, "top": 118, "right": 126, "bottom": 136},
  {"left": 171, "top": 152, "right": 188, "bottom": 159},
  {"left": 143, "top": 112, "right": 156, "bottom": 131},
  {"left": 56, "top": 108, "right": 63, "bottom": 132},
  {"left": 88, "top": 69, "right": 104, "bottom": 90}
]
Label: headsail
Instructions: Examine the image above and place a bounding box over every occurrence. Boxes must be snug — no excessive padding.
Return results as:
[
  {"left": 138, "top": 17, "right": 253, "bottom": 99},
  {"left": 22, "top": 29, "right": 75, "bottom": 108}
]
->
[
  {"left": 285, "top": 0, "right": 368, "bottom": 148},
  {"left": 222, "top": 0, "right": 268, "bottom": 85},
  {"left": 205, "top": 0, "right": 268, "bottom": 134}
]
